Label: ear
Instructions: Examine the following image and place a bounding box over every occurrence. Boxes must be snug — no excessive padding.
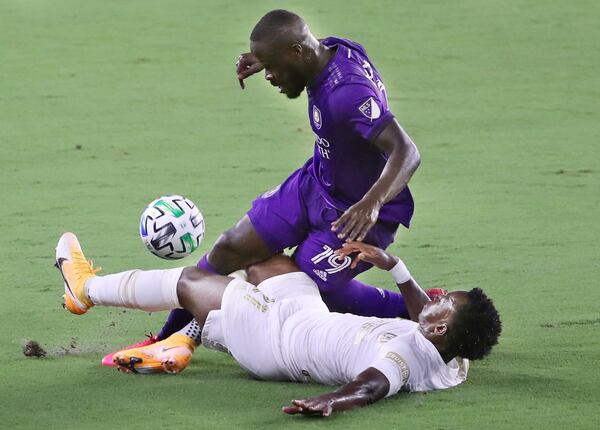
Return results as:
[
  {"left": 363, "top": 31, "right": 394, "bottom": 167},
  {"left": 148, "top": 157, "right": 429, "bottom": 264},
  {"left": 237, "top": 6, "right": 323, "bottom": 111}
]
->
[
  {"left": 290, "top": 43, "right": 303, "bottom": 57},
  {"left": 434, "top": 323, "right": 448, "bottom": 336}
]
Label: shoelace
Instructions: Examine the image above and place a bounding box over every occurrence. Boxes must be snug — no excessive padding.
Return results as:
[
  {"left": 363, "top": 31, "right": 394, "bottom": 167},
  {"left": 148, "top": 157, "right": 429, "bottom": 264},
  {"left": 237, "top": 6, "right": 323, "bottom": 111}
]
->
[{"left": 71, "top": 249, "right": 102, "bottom": 282}]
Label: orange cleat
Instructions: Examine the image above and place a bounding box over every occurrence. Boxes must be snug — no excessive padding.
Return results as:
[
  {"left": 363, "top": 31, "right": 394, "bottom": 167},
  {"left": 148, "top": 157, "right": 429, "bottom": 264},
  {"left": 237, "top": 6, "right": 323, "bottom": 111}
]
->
[
  {"left": 55, "top": 232, "right": 100, "bottom": 315},
  {"left": 101, "top": 334, "right": 159, "bottom": 367},
  {"left": 113, "top": 334, "right": 195, "bottom": 374}
]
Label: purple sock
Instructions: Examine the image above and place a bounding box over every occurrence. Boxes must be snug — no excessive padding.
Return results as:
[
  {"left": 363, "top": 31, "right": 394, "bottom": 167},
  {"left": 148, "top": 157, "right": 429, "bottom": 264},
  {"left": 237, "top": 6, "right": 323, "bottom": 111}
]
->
[
  {"left": 156, "top": 308, "right": 194, "bottom": 340},
  {"left": 157, "top": 254, "right": 218, "bottom": 340},
  {"left": 196, "top": 254, "right": 218, "bottom": 273},
  {"left": 321, "top": 278, "right": 409, "bottom": 319}
]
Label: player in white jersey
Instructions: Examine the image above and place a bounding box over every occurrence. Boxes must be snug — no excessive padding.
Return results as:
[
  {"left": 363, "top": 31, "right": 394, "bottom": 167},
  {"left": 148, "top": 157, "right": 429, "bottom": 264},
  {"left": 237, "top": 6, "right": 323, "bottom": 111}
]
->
[{"left": 56, "top": 234, "right": 501, "bottom": 417}]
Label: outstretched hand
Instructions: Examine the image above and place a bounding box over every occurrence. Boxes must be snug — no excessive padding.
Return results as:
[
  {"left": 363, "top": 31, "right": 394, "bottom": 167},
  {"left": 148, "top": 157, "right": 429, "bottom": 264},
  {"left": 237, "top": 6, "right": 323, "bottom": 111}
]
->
[
  {"left": 335, "top": 241, "right": 398, "bottom": 270},
  {"left": 331, "top": 196, "right": 381, "bottom": 242},
  {"left": 282, "top": 397, "right": 334, "bottom": 417},
  {"left": 236, "top": 52, "right": 264, "bottom": 89}
]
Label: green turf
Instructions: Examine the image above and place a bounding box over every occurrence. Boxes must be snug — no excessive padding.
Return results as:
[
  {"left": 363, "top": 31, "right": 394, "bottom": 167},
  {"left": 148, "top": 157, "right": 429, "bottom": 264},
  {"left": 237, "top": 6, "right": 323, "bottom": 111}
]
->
[{"left": 1, "top": 0, "right": 599, "bottom": 428}]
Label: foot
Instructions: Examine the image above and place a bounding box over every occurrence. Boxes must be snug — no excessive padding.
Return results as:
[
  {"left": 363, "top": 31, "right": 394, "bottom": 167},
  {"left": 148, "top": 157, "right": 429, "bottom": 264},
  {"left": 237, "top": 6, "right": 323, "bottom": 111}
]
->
[
  {"left": 55, "top": 232, "right": 101, "bottom": 315},
  {"left": 113, "top": 334, "right": 195, "bottom": 374},
  {"left": 101, "top": 334, "right": 158, "bottom": 367}
]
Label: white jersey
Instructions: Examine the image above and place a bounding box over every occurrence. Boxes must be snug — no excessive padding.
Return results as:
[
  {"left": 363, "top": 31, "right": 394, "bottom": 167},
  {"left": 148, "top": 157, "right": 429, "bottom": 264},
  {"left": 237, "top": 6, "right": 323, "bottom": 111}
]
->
[
  {"left": 203, "top": 273, "right": 468, "bottom": 396},
  {"left": 281, "top": 310, "right": 467, "bottom": 395}
]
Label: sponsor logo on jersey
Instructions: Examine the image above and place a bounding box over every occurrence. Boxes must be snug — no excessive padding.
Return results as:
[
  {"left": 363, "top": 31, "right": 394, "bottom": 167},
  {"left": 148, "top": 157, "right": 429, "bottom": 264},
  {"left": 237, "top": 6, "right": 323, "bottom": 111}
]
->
[
  {"left": 378, "top": 332, "right": 398, "bottom": 343},
  {"left": 243, "top": 294, "right": 269, "bottom": 313},
  {"left": 312, "top": 269, "right": 328, "bottom": 281},
  {"left": 312, "top": 105, "right": 322, "bottom": 129},
  {"left": 385, "top": 352, "right": 410, "bottom": 384},
  {"left": 354, "top": 320, "right": 388, "bottom": 345},
  {"left": 358, "top": 97, "right": 381, "bottom": 121}
]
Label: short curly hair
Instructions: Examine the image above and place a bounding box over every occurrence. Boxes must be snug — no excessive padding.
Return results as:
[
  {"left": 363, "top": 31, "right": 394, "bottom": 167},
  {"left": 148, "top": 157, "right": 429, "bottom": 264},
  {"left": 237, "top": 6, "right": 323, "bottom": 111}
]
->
[
  {"left": 446, "top": 288, "right": 502, "bottom": 360},
  {"left": 250, "top": 10, "right": 303, "bottom": 42}
]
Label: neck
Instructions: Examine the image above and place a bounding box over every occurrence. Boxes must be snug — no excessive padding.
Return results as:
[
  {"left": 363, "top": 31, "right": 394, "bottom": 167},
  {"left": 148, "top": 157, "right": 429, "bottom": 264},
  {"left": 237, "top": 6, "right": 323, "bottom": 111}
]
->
[
  {"left": 305, "top": 42, "right": 333, "bottom": 86},
  {"left": 421, "top": 329, "right": 455, "bottom": 363}
]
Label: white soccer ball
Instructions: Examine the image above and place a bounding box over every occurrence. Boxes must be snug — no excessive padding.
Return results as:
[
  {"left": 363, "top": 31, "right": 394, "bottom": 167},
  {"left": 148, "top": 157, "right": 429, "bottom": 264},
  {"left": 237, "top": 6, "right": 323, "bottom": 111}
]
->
[{"left": 140, "top": 195, "right": 205, "bottom": 259}]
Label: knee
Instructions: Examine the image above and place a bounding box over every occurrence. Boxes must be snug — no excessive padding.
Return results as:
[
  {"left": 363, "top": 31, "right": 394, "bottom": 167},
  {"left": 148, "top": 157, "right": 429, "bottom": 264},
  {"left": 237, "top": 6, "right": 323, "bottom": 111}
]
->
[
  {"left": 246, "top": 265, "right": 262, "bottom": 285},
  {"left": 177, "top": 266, "right": 202, "bottom": 305},
  {"left": 211, "top": 229, "right": 244, "bottom": 260},
  {"left": 247, "top": 255, "right": 299, "bottom": 285}
]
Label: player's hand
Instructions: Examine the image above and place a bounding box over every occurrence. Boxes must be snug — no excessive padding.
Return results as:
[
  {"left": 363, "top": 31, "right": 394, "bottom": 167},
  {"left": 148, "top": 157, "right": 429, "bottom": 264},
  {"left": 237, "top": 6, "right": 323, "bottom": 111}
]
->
[
  {"left": 331, "top": 196, "right": 381, "bottom": 242},
  {"left": 236, "top": 52, "right": 264, "bottom": 89},
  {"left": 282, "top": 397, "right": 334, "bottom": 417},
  {"left": 335, "top": 241, "right": 398, "bottom": 270}
]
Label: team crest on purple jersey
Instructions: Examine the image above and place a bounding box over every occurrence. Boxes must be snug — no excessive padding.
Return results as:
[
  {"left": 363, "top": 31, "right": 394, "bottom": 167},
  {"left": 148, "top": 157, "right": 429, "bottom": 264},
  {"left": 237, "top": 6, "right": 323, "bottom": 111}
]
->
[
  {"left": 358, "top": 97, "right": 381, "bottom": 121},
  {"left": 312, "top": 105, "right": 322, "bottom": 129}
]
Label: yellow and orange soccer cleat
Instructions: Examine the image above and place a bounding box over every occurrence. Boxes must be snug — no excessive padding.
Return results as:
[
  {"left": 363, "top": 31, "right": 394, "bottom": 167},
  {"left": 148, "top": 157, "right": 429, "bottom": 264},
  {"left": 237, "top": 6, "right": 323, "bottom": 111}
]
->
[
  {"left": 55, "top": 232, "right": 101, "bottom": 315},
  {"left": 113, "top": 334, "right": 195, "bottom": 374}
]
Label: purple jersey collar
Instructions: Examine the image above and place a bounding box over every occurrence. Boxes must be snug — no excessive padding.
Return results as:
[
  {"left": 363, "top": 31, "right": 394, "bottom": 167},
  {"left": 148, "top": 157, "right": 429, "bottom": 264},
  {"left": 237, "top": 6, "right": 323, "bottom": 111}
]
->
[{"left": 308, "top": 41, "right": 345, "bottom": 92}]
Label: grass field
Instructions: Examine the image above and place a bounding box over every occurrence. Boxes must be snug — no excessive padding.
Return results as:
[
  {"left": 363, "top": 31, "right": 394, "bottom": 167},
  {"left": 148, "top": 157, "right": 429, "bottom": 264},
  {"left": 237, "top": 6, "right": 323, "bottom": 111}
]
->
[{"left": 1, "top": 0, "right": 599, "bottom": 428}]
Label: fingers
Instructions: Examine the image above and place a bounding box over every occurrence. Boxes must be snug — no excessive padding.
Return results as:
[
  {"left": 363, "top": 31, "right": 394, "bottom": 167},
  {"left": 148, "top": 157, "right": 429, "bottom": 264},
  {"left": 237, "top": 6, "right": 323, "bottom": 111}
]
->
[
  {"left": 337, "top": 216, "right": 359, "bottom": 241},
  {"left": 282, "top": 399, "right": 331, "bottom": 417},
  {"left": 237, "top": 63, "right": 264, "bottom": 89},
  {"left": 345, "top": 217, "right": 373, "bottom": 242},
  {"left": 354, "top": 220, "right": 375, "bottom": 242},
  {"left": 350, "top": 254, "right": 362, "bottom": 270},
  {"left": 235, "top": 54, "right": 264, "bottom": 90},
  {"left": 334, "top": 242, "right": 381, "bottom": 269},
  {"left": 282, "top": 405, "right": 301, "bottom": 415},
  {"left": 332, "top": 211, "right": 375, "bottom": 242},
  {"left": 335, "top": 241, "right": 372, "bottom": 257},
  {"left": 330, "top": 211, "right": 348, "bottom": 234}
]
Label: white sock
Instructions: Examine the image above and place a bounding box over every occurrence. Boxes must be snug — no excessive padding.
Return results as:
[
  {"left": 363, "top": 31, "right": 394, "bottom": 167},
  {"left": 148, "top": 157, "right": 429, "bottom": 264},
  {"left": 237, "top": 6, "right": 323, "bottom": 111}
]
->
[
  {"left": 178, "top": 319, "right": 202, "bottom": 346},
  {"left": 86, "top": 267, "right": 183, "bottom": 312}
]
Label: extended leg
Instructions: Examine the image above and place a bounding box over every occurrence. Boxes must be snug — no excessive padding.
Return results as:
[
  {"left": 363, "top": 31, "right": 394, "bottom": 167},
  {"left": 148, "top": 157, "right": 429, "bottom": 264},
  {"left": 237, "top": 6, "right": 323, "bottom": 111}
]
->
[
  {"left": 154, "top": 215, "right": 274, "bottom": 340},
  {"left": 55, "top": 232, "right": 231, "bottom": 373}
]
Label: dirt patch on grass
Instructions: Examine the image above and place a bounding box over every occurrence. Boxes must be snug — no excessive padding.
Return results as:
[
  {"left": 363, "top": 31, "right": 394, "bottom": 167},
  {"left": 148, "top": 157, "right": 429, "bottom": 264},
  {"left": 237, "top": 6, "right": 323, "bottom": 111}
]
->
[{"left": 23, "top": 341, "right": 47, "bottom": 357}]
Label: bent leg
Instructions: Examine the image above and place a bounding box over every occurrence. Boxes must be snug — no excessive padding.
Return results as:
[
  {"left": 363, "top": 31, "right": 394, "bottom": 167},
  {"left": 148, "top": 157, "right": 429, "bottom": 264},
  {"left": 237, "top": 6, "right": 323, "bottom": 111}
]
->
[
  {"left": 157, "top": 167, "right": 311, "bottom": 339},
  {"left": 157, "top": 215, "right": 274, "bottom": 339},
  {"left": 246, "top": 254, "right": 301, "bottom": 285},
  {"left": 292, "top": 219, "right": 408, "bottom": 318},
  {"left": 206, "top": 215, "right": 274, "bottom": 275},
  {"left": 176, "top": 268, "right": 231, "bottom": 327}
]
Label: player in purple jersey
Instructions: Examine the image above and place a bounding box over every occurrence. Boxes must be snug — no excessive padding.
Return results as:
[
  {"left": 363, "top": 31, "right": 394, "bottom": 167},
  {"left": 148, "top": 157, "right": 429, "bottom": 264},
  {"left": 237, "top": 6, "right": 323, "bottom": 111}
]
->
[{"left": 101, "top": 10, "right": 427, "bottom": 366}]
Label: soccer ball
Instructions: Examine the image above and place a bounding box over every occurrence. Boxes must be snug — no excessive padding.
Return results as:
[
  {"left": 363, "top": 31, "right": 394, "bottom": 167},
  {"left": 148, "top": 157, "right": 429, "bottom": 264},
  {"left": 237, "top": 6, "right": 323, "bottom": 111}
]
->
[{"left": 140, "top": 195, "right": 205, "bottom": 259}]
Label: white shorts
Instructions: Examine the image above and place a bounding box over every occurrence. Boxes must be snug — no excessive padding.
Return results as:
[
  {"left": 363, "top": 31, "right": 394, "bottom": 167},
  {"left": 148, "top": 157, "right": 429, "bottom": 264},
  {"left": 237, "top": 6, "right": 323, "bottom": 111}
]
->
[{"left": 201, "top": 272, "right": 327, "bottom": 380}]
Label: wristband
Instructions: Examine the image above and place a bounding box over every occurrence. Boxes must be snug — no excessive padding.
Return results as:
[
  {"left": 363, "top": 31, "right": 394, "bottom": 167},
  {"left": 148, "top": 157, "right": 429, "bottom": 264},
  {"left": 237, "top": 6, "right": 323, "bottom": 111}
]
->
[{"left": 389, "top": 258, "right": 411, "bottom": 284}]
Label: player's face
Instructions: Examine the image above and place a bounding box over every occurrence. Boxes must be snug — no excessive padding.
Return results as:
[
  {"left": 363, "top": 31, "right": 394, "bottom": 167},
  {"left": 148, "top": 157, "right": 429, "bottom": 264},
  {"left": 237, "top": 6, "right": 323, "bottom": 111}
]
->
[
  {"left": 251, "top": 41, "right": 307, "bottom": 99},
  {"left": 419, "top": 291, "right": 469, "bottom": 329}
]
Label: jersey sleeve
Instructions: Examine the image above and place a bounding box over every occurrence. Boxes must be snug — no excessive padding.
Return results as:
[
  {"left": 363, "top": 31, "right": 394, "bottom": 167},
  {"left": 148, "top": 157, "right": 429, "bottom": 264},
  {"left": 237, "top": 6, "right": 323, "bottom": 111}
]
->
[
  {"left": 328, "top": 83, "right": 395, "bottom": 142},
  {"left": 369, "top": 348, "right": 419, "bottom": 397}
]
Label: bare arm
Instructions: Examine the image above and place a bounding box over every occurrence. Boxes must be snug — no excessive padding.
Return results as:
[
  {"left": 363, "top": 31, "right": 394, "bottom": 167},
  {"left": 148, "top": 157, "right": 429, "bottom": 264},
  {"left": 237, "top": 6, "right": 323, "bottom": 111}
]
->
[
  {"left": 394, "top": 278, "right": 431, "bottom": 322},
  {"left": 332, "top": 119, "right": 420, "bottom": 242},
  {"left": 367, "top": 119, "right": 421, "bottom": 207},
  {"left": 335, "top": 241, "right": 430, "bottom": 321},
  {"left": 282, "top": 367, "right": 389, "bottom": 417}
]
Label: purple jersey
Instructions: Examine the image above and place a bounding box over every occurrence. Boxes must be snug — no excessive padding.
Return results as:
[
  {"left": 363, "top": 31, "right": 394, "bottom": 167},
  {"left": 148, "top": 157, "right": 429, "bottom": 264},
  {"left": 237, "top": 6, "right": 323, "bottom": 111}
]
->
[{"left": 306, "top": 37, "right": 414, "bottom": 226}]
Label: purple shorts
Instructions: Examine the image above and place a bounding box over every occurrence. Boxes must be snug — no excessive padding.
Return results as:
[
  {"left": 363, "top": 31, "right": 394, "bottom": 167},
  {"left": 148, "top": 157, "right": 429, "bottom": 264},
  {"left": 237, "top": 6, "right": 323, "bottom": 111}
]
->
[{"left": 247, "top": 164, "right": 410, "bottom": 292}]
